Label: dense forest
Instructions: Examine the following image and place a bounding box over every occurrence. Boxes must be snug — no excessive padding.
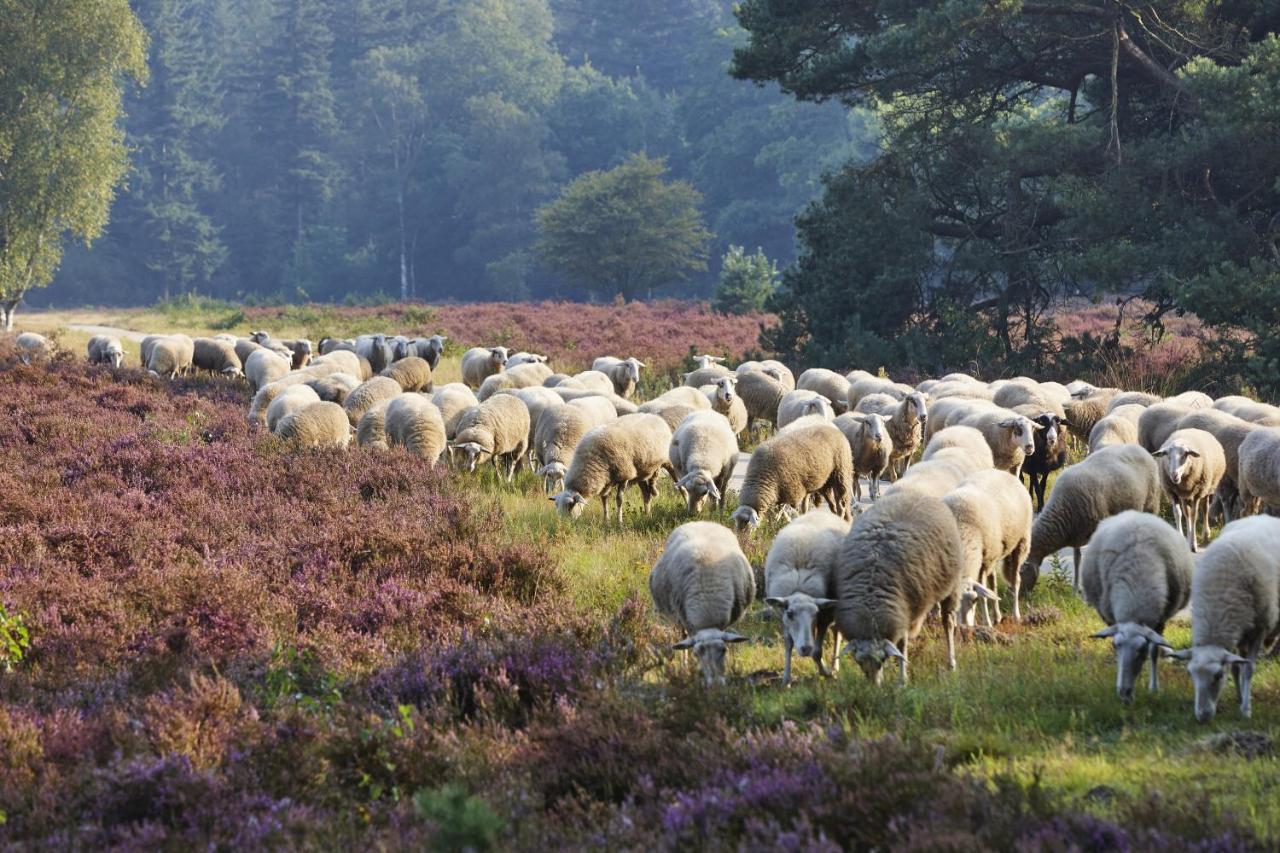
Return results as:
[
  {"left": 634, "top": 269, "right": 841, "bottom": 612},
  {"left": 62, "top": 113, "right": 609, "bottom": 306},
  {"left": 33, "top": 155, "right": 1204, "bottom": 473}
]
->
[{"left": 35, "top": 0, "right": 873, "bottom": 307}]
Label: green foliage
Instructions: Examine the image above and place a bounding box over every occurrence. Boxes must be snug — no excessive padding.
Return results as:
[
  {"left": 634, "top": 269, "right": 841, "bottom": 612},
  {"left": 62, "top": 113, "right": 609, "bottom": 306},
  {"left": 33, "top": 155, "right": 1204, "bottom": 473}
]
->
[
  {"left": 713, "top": 245, "right": 777, "bottom": 315},
  {"left": 536, "top": 153, "right": 711, "bottom": 300},
  {"left": 0, "top": 0, "right": 148, "bottom": 326},
  {"left": 413, "top": 784, "right": 505, "bottom": 852},
  {"left": 0, "top": 604, "right": 30, "bottom": 672}
]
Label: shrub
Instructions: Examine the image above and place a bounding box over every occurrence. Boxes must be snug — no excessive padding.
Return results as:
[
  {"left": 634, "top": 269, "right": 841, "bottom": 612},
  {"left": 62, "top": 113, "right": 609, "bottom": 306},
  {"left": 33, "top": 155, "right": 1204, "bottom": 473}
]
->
[{"left": 713, "top": 246, "right": 777, "bottom": 316}]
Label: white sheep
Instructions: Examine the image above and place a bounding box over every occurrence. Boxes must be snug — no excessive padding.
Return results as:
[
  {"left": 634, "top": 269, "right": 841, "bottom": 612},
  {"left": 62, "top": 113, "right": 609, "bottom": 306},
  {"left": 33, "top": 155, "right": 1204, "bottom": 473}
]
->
[
  {"left": 648, "top": 522, "right": 755, "bottom": 686},
  {"left": 1154, "top": 428, "right": 1226, "bottom": 552},
  {"left": 796, "top": 368, "right": 852, "bottom": 414},
  {"left": 309, "top": 349, "right": 368, "bottom": 380},
  {"left": 691, "top": 354, "right": 726, "bottom": 370},
  {"left": 776, "top": 389, "right": 834, "bottom": 430},
  {"left": 1087, "top": 413, "right": 1139, "bottom": 452},
  {"left": 551, "top": 414, "right": 672, "bottom": 522},
  {"left": 146, "top": 337, "right": 185, "bottom": 379},
  {"left": 736, "top": 369, "right": 788, "bottom": 428},
  {"left": 702, "top": 376, "right": 748, "bottom": 435},
  {"left": 15, "top": 332, "right": 51, "bottom": 363},
  {"left": 380, "top": 356, "right": 433, "bottom": 393},
  {"left": 552, "top": 386, "right": 640, "bottom": 416},
  {"left": 591, "top": 356, "right": 646, "bottom": 399},
  {"left": 385, "top": 394, "right": 448, "bottom": 464},
  {"left": 1106, "top": 391, "right": 1161, "bottom": 413},
  {"left": 1137, "top": 401, "right": 1195, "bottom": 453},
  {"left": 266, "top": 384, "right": 322, "bottom": 433},
  {"left": 953, "top": 405, "right": 1041, "bottom": 476},
  {"left": 1214, "top": 396, "right": 1280, "bottom": 427},
  {"left": 684, "top": 364, "right": 735, "bottom": 387},
  {"left": 943, "top": 469, "right": 1033, "bottom": 626},
  {"left": 506, "top": 351, "right": 549, "bottom": 368},
  {"left": 855, "top": 392, "right": 927, "bottom": 477},
  {"left": 343, "top": 376, "right": 403, "bottom": 427},
  {"left": 730, "top": 424, "right": 853, "bottom": 531},
  {"left": 192, "top": 338, "right": 244, "bottom": 378},
  {"left": 1081, "top": 511, "right": 1192, "bottom": 703},
  {"left": 764, "top": 511, "right": 851, "bottom": 685},
  {"left": 451, "top": 394, "right": 531, "bottom": 481},
  {"left": 832, "top": 412, "right": 893, "bottom": 501},
  {"left": 534, "top": 404, "right": 596, "bottom": 494},
  {"left": 565, "top": 395, "right": 619, "bottom": 426},
  {"left": 669, "top": 410, "right": 739, "bottom": 513},
  {"left": 1177, "top": 408, "right": 1257, "bottom": 523},
  {"left": 275, "top": 401, "right": 352, "bottom": 449},
  {"left": 891, "top": 454, "right": 972, "bottom": 500},
  {"left": 640, "top": 385, "right": 713, "bottom": 413},
  {"left": 245, "top": 349, "right": 292, "bottom": 393},
  {"left": 846, "top": 375, "right": 908, "bottom": 411},
  {"left": 356, "top": 399, "right": 392, "bottom": 450},
  {"left": 305, "top": 372, "right": 360, "bottom": 404},
  {"left": 460, "top": 346, "right": 509, "bottom": 389},
  {"left": 836, "top": 491, "right": 964, "bottom": 684},
  {"left": 431, "top": 383, "right": 480, "bottom": 445},
  {"left": 921, "top": 426, "right": 994, "bottom": 470},
  {"left": 1168, "top": 515, "right": 1280, "bottom": 722},
  {"left": 86, "top": 335, "right": 124, "bottom": 368},
  {"left": 1236, "top": 427, "right": 1280, "bottom": 516}
]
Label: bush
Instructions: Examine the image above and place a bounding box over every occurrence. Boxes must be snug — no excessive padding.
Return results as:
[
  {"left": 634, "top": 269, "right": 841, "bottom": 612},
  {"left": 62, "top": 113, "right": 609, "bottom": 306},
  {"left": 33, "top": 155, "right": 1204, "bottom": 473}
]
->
[{"left": 713, "top": 246, "right": 777, "bottom": 316}]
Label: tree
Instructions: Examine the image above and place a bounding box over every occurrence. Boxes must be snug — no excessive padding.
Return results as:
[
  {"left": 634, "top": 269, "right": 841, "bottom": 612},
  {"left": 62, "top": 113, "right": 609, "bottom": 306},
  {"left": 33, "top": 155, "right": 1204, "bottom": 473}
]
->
[
  {"left": 536, "top": 153, "right": 711, "bottom": 300},
  {"left": 732, "top": 1, "right": 1280, "bottom": 387},
  {"left": 713, "top": 246, "right": 776, "bottom": 315},
  {"left": 0, "top": 1, "right": 148, "bottom": 328}
]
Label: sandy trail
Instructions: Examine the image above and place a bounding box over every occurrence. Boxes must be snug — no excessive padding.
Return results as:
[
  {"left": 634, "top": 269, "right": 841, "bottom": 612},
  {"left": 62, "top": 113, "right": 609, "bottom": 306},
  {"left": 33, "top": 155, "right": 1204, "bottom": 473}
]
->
[{"left": 65, "top": 323, "right": 149, "bottom": 342}]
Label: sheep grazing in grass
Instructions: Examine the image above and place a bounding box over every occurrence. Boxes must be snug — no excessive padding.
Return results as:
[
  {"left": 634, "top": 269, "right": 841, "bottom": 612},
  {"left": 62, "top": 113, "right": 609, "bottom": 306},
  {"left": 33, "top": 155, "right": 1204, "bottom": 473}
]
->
[
  {"left": 380, "top": 356, "right": 432, "bottom": 392},
  {"left": 592, "top": 356, "right": 646, "bottom": 399},
  {"left": 192, "top": 338, "right": 244, "bottom": 378},
  {"left": 267, "top": 384, "right": 322, "bottom": 433},
  {"left": 551, "top": 414, "right": 672, "bottom": 522},
  {"left": 833, "top": 413, "right": 893, "bottom": 501},
  {"left": 1154, "top": 428, "right": 1226, "bottom": 552},
  {"left": 309, "top": 349, "right": 369, "bottom": 380},
  {"left": 534, "top": 404, "right": 596, "bottom": 494},
  {"left": 461, "top": 346, "right": 509, "bottom": 389},
  {"left": 649, "top": 522, "right": 755, "bottom": 686},
  {"left": 356, "top": 399, "right": 392, "bottom": 450},
  {"left": 15, "top": 332, "right": 51, "bottom": 363},
  {"left": 305, "top": 372, "right": 359, "bottom": 405},
  {"left": 343, "top": 376, "right": 403, "bottom": 427},
  {"left": 451, "top": 394, "right": 531, "bottom": 481},
  {"left": 385, "top": 394, "right": 448, "bottom": 464},
  {"left": 764, "top": 512, "right": 850, "bottom": 685},
  {"left": 146, "top": 337, "right": 185, "bottom": 379},
  {"left": 943, "top": 469, "right": 1033, "bottom": 626},
  {"left": 731, "top": 424, "right": 853, "bottom": 532},
  {"left": 275, "top": 401, "right": 352, "bottom": 449},
  {"left": 669, "top": 411, "right": 739, "bottom": 513},
  {"left": 1168, "top": 515, "right": 1280, "bottom": 722},
  {"left": 836, "top": 491, "right": 964, "bottom": 684},
  {"left": 431, "top": 383, "right": 480, "bottom": 446},
  {"left": 86, "top": 335, "right": 124, "bottom": 368},
  {"left": 244, "top": 349, "right": 291, "bottom": 393},
  {"left": 1080, "top": 511, "right": 1192, "bottom": 704}
]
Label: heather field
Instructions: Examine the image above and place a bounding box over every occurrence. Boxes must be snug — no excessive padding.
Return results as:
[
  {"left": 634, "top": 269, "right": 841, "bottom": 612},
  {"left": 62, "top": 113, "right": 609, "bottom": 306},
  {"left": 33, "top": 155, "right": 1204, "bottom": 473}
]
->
[{"left": 2, "top": 306, "right": 1278, "bottom": 850}]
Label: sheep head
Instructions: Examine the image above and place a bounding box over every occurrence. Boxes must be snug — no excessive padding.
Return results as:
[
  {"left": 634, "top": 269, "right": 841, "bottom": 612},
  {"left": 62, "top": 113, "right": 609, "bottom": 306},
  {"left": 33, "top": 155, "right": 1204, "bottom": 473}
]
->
[
  {"left": 1167, "top": 645, "right": 1251, "bottom": 722},
  {"left": 765, "top": 593, "right": 835, "bottom": 661},
  {"left": 1091, "top": 622, "right": 1173, "bottom": 703},
  {"left": 673, "top": 628, "right": 748, "bottom": 686}
]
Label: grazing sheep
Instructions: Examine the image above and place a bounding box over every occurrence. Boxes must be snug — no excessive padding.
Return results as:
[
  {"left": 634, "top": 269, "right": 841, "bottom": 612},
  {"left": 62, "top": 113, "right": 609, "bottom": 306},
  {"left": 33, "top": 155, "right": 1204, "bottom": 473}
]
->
[
  {"left": 1154, "top": 428, "right": 1226, "bottom": 552},
  {"left": 646, "top": 403, "right": 699, "bottom": 433},
  {"left": 736, "top": 369, "right": 788, "bottom": 428},
  {"left": 1088, "top": 413, "right": 1139, "bottom": 452},
  {"left": 244, "top": 349, "right": 292, "bottom": 393},
  {"left": 355, "top": 334, "right": 396, "bottom": 374},
  {"left": 1063, "top": 394, "right": 1113, "bottom": 443},
  {"left": 451, "top": 394, "right": 531, "bottom": 481},
  {"left": 684, "top": 365, "right": 734, "bottom": 387},
  {"left": 477, "top": 373, "right": 517, "bottom": 401},
  {"left": 565, "top": 394, "right": 618, "bottom": 426},
  {"left": 192, "top": 338, "right": 244, "bottom": 378},
  {"left": 534, "top": 404, "right": 595, "bottom": 493},
  {"left": 702, "top": 376, "right": 748, "bottom": 435},
  {"left": 502, "top": 386, "right": 565, "bottom": 467},
  {"left": 551, "top": 386, "right": 640, "bottom": 416},
  {"left": 461, "top": 346, "right": 509, "bottom": 389},
  {"left": 86, "top": 335, "right": 124, "bottom": 368},
  {"left": 797, "top": 368, "right": 851, "bottom": 414},
  {"left": 15, "top": 332, "right": 51, "bottom": 363},
  {"left": 234, "top": 339, "right": 266, "bottom": 369},
  {"left": 1137, "top": 401, "right": 1195, "bottom": 453},
  {"left": 592, "top": 356, "right": 646, "bottom": 398},
  {"left": 569, "top": 370, "right": 617, "bottom": 395},
  {"left": 247, "top": 375, "right": 308, "bottom": 427},
  {"left": 1016, "top": 409, "right": 1067, "bottom": 512},
  {"left": 648, "top": 522, "right": 754, "bottom": 686},
  {"left": 506, "top": 351, "right": 549, "bottom": 368},
  {"left": 833, "top": 413, "right": 893, "bottom": 501},
  {"left": 356, "top": 399, "right": 392, "bottom": 450},
  {"left": 146, "top": 338, "right": 185, "bottom": 379},
  {"left": 857, "top": 392, "right": 928, "bottom": 478},
  {"left": 922, "top": 426, "right": 994, "bottom": 470},
  {"left": 380, "top": 356, "right": 432, "bottom": 392},
  {"left": 836, "top": 492, "right": 964, "bottom": 684},
  {"left": 764, "top": 512, "right": 851, "bottom": 684},
  {"left": 1168, "top": 515, "right": 1280, "bottom": 722},
  {"left": 319, "top": 337, "right": 355, "bottom": 355},
  {"left": 275, "top": 401, "right": 352, "bottom": 449},
  {"left": 305, "top": 372, "right": 359, "bottom": 404},
  {"left": 1178, "top": 409, "right": 1257, "bottom": 523},
  {"left": 266, "top": 384, "right": 321, "bottom": 433},
  {"left": 1235, "top": 427, "right": 1280, "bottom": 516},
  {"left": 551, "top": 414, "right": 673, "bottom": 522},
  {"left": 943, "top": 469, "right": 1033, "bottom": 626},
  {"left": 641, "top": 386, "right": 713, "bottom": 413},
  {"left": 343, "top": 376, "right": 403, "bottom": 427},
  {"left": 543, "top": 373, "right": 577, "bottom": 388},
  {"left": 384, "top": 394, "right": 448, "bottom": 464},
  {"left": 1106, "top": 391, "right": 1161, "bottom": 413},
  {"left": 1081, "top": 511, "right": 1192, "bottom": 703},
  {"left": 1024, "top": 444, "right": 1161, "bottom": 592},
  {"left": 309, "top": 349, "right": 368, "bottom": 380},
  {"left": 432, "top": 383, "right": 481, "bottom": 442},
  {"left": 669, "top": 411, "right": 739, "bottom": 513},
  {"left": 953, "top": 406, "right": 1041, "bottom": 476},
  {"left": 776, "top": 389, "right": 835, "bottom": 430},
  {"left": 730, "top": 424, "right": 853, "bottom": 531}
]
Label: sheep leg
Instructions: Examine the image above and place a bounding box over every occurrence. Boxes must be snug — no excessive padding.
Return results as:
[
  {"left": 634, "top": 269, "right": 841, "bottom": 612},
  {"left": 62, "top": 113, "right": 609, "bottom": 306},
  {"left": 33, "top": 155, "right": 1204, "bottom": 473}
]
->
[
  {"left": 600, "top": 494, "right": 610, "bottom": 520},
  {"left": 1072, "top": 547, "right": 1082, "bottom": 591},
  {"left": 942, "top": 603, "right": 957, "bottom": 671},
  {"left": 614, "top": 485, "right": 626, "bottom": 525},
  {"left": 898, "top": 638, "right": 909, "bottom": 686},
  {"left": 1172, "top": 500, "right": 1184, "bottom": 537},
  {"left": 1233, "top": 660, "right": 1253, "bottom": 718},
  {"left": 1189, "top": 499, "right": 1200, "bottom": 552},
  {"left": 782, "top": 635, "right": 793, "bottom": 687},
  {"left": 1148, "top": 644, "right": 1161, "bottom": 693},
  {"left": 813, "top": 620, "right": 833, "bottom": 677}
]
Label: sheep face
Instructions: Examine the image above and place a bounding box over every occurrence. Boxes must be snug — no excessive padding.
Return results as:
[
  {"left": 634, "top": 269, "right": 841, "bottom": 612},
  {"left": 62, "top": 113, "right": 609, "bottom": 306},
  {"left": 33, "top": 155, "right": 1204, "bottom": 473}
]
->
[
  {"left": 861, "top": 413, "right": 888, "bottom": 448},
  {"left": 250, "top": 330, "right": 270, "bottom": 345},
  {"left": 956, "top": 581, "right": 998, "bottom": 628},
  {"left": 536, "top": 462, "right": 567, "bottom": 495},
  {"left": 713, "top": 377, "right": 736, "bottom": 405},
  {"left": 731, "top": 505, "right": 760, "bottom": 533},
  {"left": 766, "top": 594, "right": 834, "bottom": 660},
  {"left": 676, "top": 470, "right": 721, "bottom": 513},
  {"left": 221, "top": 366, "right": 243, "bottom": 378},
  {"left": 452, "top": 441, "right": 492, "bottom": 472},
  {"left": 998, "top": 415, "right": 1041, "bottom": 457},
  {"left": 489, "top": 347, "right": 509, "bottom": 367},
  {"left": 108, "top": 346, "right": 124, "bottom": 368},
  {"left": 550, "top": 489, "right": 588, "bottom": 518},
  {"left": 803, "top": 397, "right": 832, "bottom": 418},
  {"left": 906, "top": 393, "right": 928, "bottom": 425},
  {"left": 1092, "top": 623, "right": 1172, "bottom": 703},
  {"left": 674, "top": 628, "right": 748, "bottom": 686},
  {"left": 394, "top": 339, "right": 413, "bottom": 361},
  {"left": 1033, "top": 413, "right": 1061, "bottom": 452},
  {"left": 1171, "top": 645, "right": 1251, "bottom": 723},
  {"left": 843, "top": 638, "right": 906, "bottom": 685},
  {"left": 624, "top": 357, "right": 645, "bottom": 384},
  {"left": 1153, "top": 441, "right": 1200, "bottom": 486}
]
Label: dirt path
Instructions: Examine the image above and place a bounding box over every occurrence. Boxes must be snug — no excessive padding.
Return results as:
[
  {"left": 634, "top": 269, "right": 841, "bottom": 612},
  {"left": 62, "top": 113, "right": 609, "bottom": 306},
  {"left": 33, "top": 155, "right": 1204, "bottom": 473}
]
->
[{"left": 65, "top": 323, "right": 148, "bottom": 343}]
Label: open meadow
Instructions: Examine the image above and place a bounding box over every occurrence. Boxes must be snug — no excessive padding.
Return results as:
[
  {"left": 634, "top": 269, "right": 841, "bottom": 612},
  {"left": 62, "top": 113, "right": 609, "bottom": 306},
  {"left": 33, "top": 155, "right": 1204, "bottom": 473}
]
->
[{"left": 1, "top": 301, "right": 1277, "bottom": 849}]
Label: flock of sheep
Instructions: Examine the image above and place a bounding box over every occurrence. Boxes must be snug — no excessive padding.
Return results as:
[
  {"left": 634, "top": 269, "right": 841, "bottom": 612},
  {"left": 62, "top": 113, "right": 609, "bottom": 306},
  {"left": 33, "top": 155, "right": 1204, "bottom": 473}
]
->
[{"left": 37, "top": 328, "right": 1280, "bottom": 723}]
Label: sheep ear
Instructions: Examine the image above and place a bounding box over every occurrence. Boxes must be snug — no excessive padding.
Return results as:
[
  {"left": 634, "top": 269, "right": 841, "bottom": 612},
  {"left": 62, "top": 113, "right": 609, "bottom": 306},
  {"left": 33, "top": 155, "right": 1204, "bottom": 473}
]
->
[
  {"left": 1185, "top": 448, "right": 1201, "bottom": 458},
  {"left": 672, "top": 637, "right": 696, "bottom": 650},
  {"left": 882, "top": 640, "right": 906, "bottom": 661},
  {"left": 636, "top": 361, "right": 646, "bottom": 368},
  {"left": 1091, "top": 625, "right": 1120, "bottom": 639},
  {"left": 722, "top": 632, "right": 749, "bottom": 644},
  {"left": 674, "top": 472, "right": 695, "bottom": 490},
  {"left": 970, "top": 582, "right": 998, "bottom": 601},
  {"left": 764, "top": 597, "right": 788, "bottom": 610},
  {"left": 706, "top": 482, "right": 722, "bottom": 501},
  {"left": 1029, "top": 421, "right": 1045, "bottom": 430},
  {"left": 1225, "top": 652, "right": 1250, "bottom": 666},
  {"left": 813, "top": 598, "right": 837, "bottom": 610},
  {"left": 1139, "top": 627, "right": 1173, "bottom": 649},
  {"left": 998, "top": 418, "right": 1020, "bottom": 429},
  {"left": 1152, "top": 449, "right": 1167, "bottom": 457},
  {"left": 1165, "top": 648, "right": 1192, "bottom": 661}
]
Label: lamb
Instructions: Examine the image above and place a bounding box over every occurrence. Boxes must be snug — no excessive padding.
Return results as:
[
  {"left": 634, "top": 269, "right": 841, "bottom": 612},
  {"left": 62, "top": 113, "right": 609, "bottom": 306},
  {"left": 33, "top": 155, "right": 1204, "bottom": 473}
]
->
[
  {"left": 1167, "top": 515, "right": 1280, "bottom": 722},
  {"left": 953, "top": 406, "right": 1041, "bottom": 476},
  {"left": 15, "top": 332, "right": 51, "bottom": 363},
  {"left": 450, "top": 394, "right": 531, "bottom": 481},
  {"left": 355, "top": 334, "right": 396, "bottom": 374},
  {"left": 684, "top": 365, "right": 734, "bottom": 387},
  {"left": 1088, "top": 413, "right": 1139, "bottom": 452},
  {"left": 1137, "top": 401, "right": 1195, "bottom": 453},
  {"left": 921, "top": 426, "right": 994, "bottom": 470},
  {"left": 342, "top": 376, "right": 403, "bottom": 427},
  {"left": 380, "top": 356, "right": 432, "bottom": 392},
  {"left": 506, "top": 351, "right": 549, "bottom": 368},
  {"left": 461, "top": 346, "right": 509, "bottom": 389},
  {"left": 702, "top": 376, "right": 748, "bottom": 435},
  {"left": 244, "top": 349, "right": 292, "bottom": 393},
  {"left": 1080, "top": 511, "right": 1192, "bottom": 703},
  {"left": 384, "top": 394, "right": 448, "bottom": 464},
  {"left": 86, "top": 335, "right": 124, "bottom": 368},
  {"left": 1023, "top": 444, "right": 1161, "bottom": 592},
  {"left": 856, "top": 392, "right": 928, "bottom": 477},
  {"left": 1154, "top": 428, "right": 1226, "bottom": 552},
  {"left": 1177, "top": 409, "right": 1257, "bottom": 523},
  {"left": 796, "top": 368, "right": 851, "bottom": 414},
  {"left": 305, "top": 372, "right": 359, "bottom": 404},
  {"left": 833, "top": 412, "right": 893, "bottom": 501},
  {"left": 736, "top": 369, "right": 788, "bottom": 428},
  {"left": 669, "top": 410, "right": 739, "bottom": 513},
  {"left": 1235, "top": 427, "right": 1280, "bottom": 516},
  {"left": 551, "top": 414, "right": 673, "bottom": 522},
  {"left": 356, "top": 399, "right": 392, "bottom": 450},
  {"left": 534, "top": 404, "right": 596, "bottom": 493},
  {"left": 146, "top": 337, "right": 185, "bottom": 379},
  {"left": 1016, "top": 409, "right": 1067, "bottom": 511},
  {"left": 776, "top": 390, "right": 834, "bottom": 430},
  {"left": 266, "top": 384, "right": 321, "bottom": 433},
  {"left": 943, "top": 469, "right": 1033, "bottom": 626},
  {"left": 591, "top": 356, "right": 646, "bottom": 399},
  {"left": 764, "top": 512, "right": 851, "bottom": 685},
  {"left": 730, "top": 424, "right": 853, "bottom": 531},
  {"left": 648, "top": 522, "right": 754, "bottom": 686},
  {"left": 275, "top": 401, "right": 352, "bottom": 449},
  {"left": 835, "top": 491, "right": 964, "bottom": 684},
  {"left": 192, "top": 338, "right": 244, "bottom": 378}
]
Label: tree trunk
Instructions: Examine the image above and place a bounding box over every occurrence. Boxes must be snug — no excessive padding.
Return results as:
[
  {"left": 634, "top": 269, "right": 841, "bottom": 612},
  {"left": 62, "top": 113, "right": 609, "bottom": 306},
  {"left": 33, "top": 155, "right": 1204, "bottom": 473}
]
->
[
  {"left": 2, "top": 300, "right": 18, "bottom": 332},
  {"left": 397, "top": 185, "right": 408, "bottom": 301}
]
